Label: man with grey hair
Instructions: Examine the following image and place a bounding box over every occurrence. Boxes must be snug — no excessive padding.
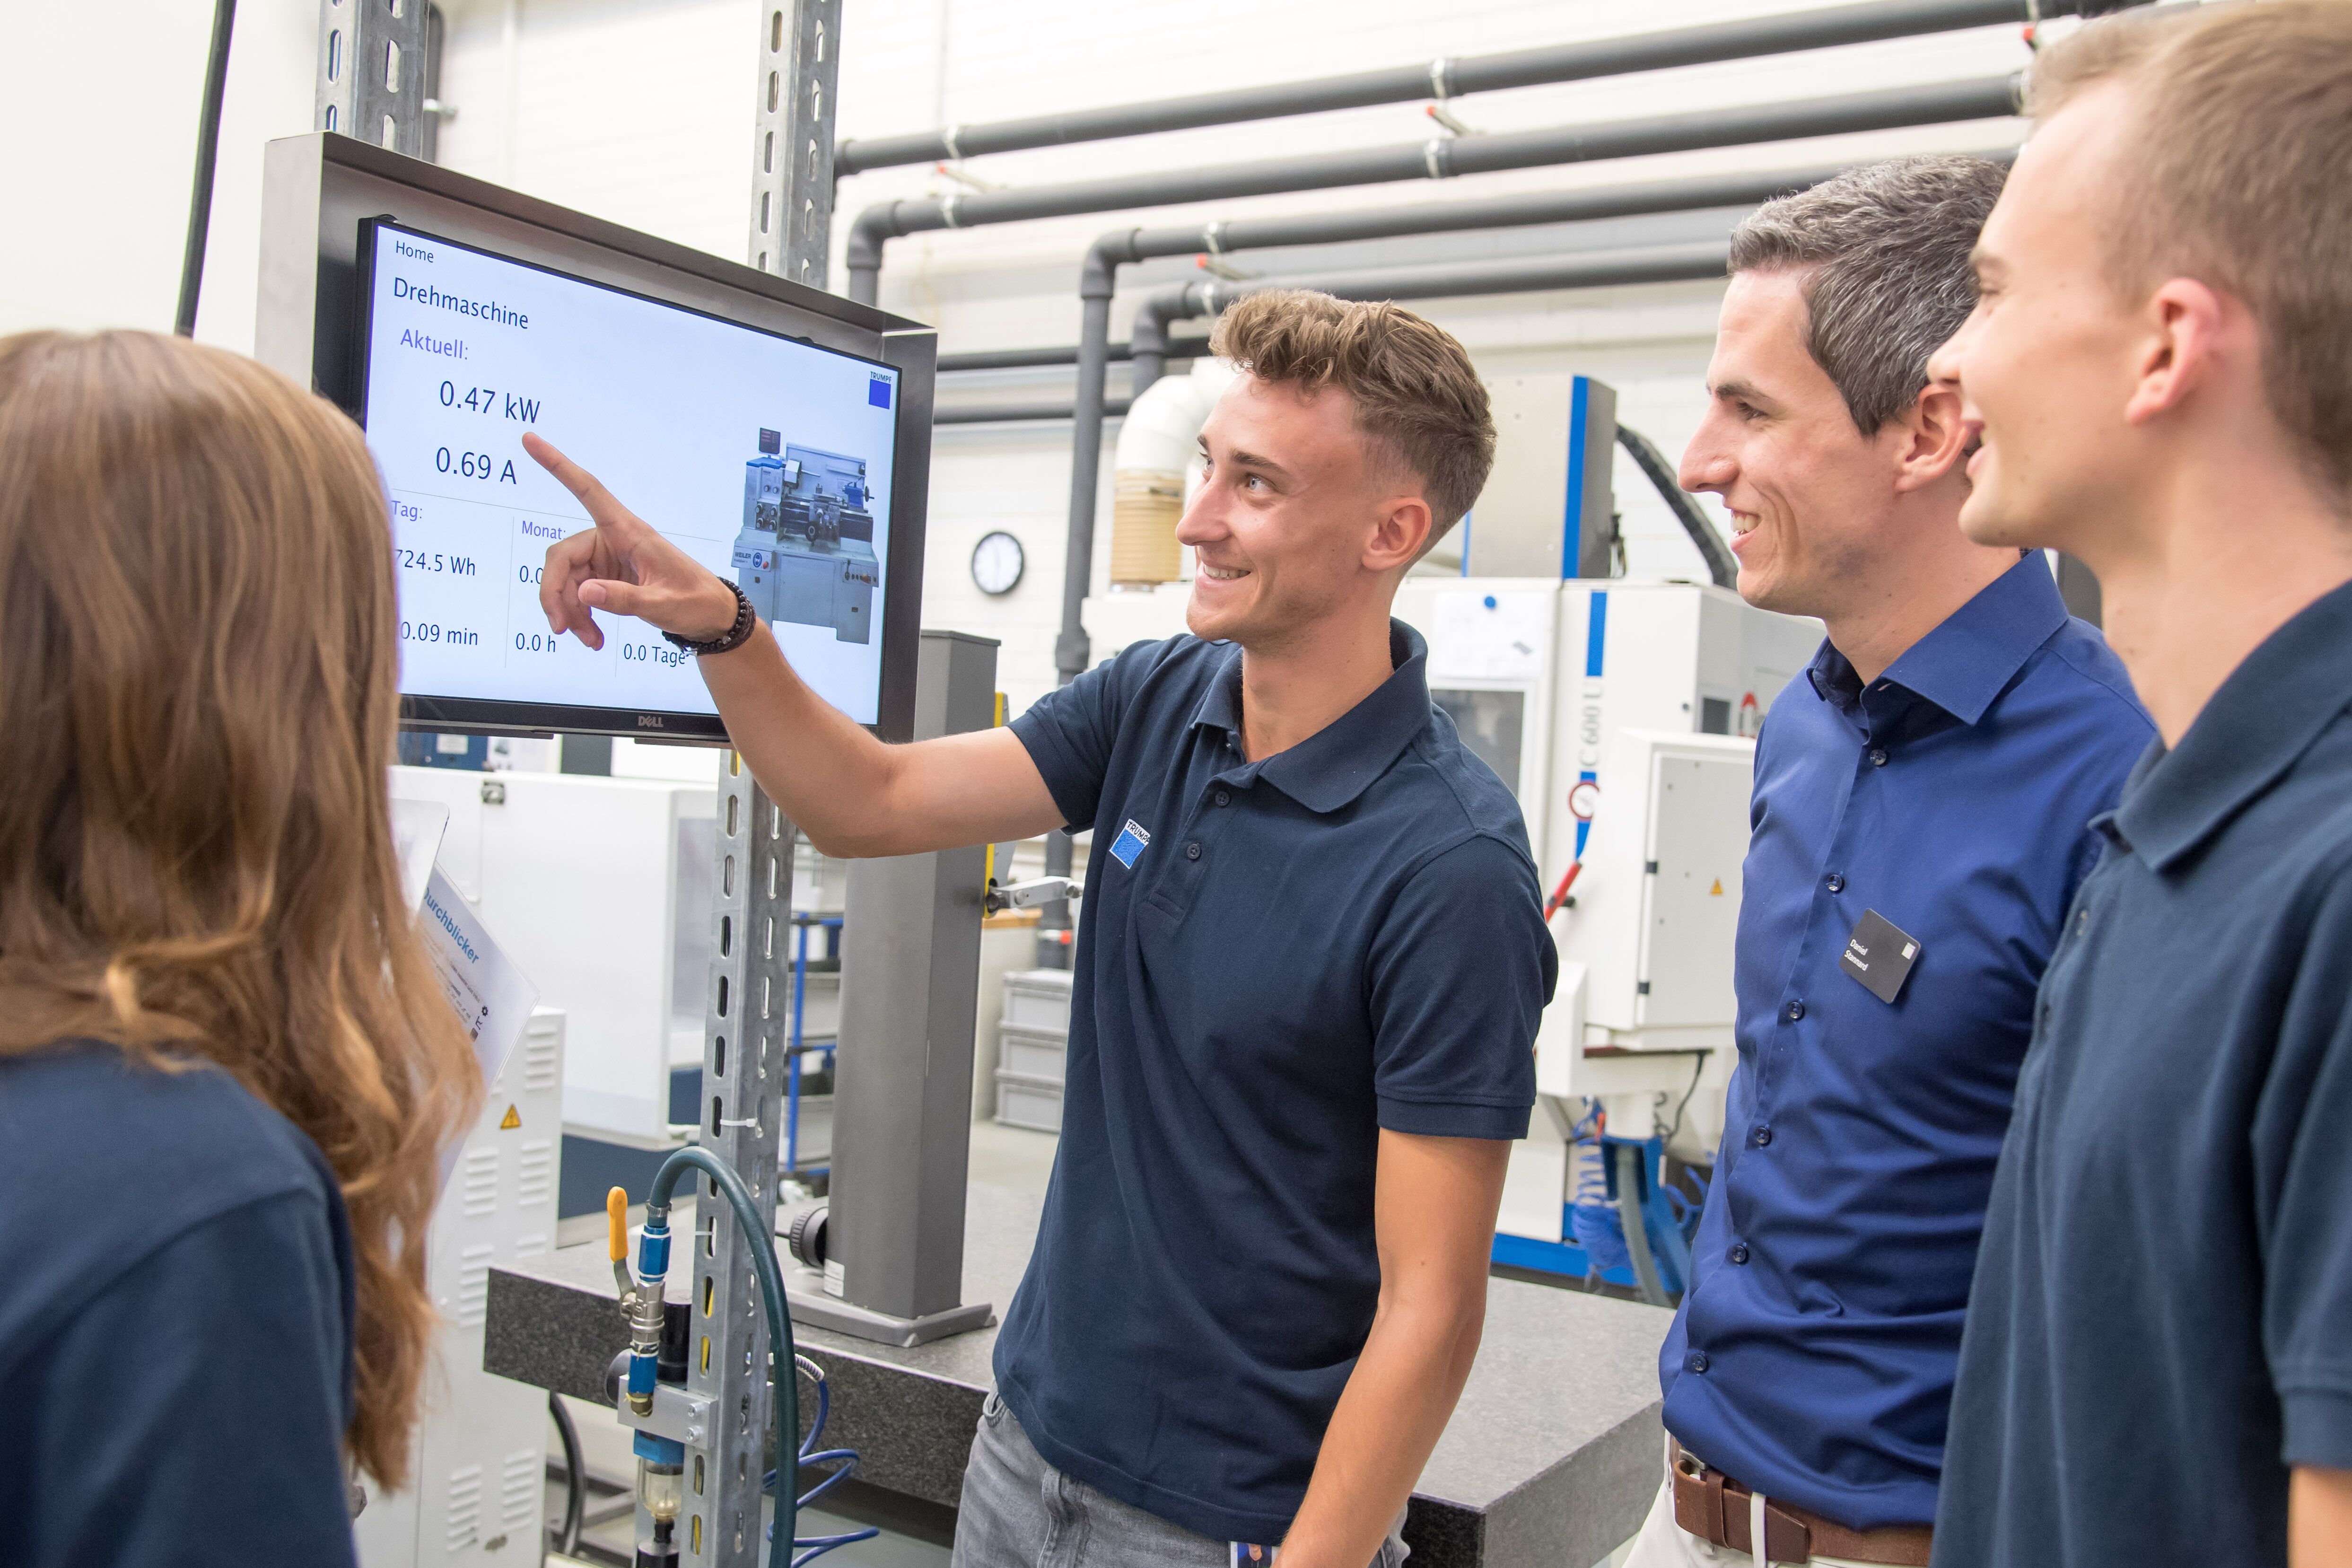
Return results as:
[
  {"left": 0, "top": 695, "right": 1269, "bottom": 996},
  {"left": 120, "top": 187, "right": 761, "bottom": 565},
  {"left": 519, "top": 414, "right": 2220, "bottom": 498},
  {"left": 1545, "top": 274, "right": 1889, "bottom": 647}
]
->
[{"left": 1622, "top": 156, "right": 2153, "bottom": 1566}]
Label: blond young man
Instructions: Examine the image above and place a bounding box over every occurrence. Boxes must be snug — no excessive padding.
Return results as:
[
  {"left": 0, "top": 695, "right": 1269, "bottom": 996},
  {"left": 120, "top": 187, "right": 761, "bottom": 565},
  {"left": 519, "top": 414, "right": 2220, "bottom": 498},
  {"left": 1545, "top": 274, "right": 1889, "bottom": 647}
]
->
[
  {"left": 525, "top": 293, "right": 1552, "bottom": 1568},
  {"left": 1927, "top": 5, "right": 2352, "bottom": 1564}
]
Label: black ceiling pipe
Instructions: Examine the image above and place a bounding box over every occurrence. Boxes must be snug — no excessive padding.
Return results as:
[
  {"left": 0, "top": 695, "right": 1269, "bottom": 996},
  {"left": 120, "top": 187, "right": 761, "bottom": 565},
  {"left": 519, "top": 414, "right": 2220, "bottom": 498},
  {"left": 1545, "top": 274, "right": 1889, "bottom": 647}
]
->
[
  {"left": 842, "top": 74, "right": 2020, "bottom": 304},
  {"left": 940, "top": 344, "right": 1205, "bottom": 374},
  {"left": 936, "top": 398, "right": 1135, "bottom": 425},
  {"left": 941, "top": 343, "right": 1140, "bottom": 372},
  {"left": 837, "top": 0, "right": 2054, "bottom": 175}
]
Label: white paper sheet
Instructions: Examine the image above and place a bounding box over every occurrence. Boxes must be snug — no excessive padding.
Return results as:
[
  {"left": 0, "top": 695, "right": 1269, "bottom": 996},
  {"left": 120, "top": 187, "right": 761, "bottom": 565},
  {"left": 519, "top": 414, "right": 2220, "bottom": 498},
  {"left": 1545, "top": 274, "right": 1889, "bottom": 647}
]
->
[
  {"left": 390, "top": 797, "right": 449, "bottom": 917},
  {"left": 419, "top": 867, "right": 540, "bottom": 1171}
]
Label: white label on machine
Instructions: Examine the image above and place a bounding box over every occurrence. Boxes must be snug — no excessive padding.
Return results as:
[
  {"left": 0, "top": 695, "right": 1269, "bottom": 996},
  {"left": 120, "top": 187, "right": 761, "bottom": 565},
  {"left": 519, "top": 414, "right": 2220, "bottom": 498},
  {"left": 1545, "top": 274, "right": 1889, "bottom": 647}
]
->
[
  {"left": 1428, "top": 590, "right": 1550, "bottom": 682},
  {"left": 420, "top": 866, "right": 541, "bottom": 1183}
]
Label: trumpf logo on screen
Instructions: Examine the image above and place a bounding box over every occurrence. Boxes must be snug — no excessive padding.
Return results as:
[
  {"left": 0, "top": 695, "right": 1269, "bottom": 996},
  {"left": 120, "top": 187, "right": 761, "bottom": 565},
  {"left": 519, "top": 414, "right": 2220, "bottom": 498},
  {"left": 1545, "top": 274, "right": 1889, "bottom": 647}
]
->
[{"left": 868, "top": 376, "right": 892, "bottom": 409}]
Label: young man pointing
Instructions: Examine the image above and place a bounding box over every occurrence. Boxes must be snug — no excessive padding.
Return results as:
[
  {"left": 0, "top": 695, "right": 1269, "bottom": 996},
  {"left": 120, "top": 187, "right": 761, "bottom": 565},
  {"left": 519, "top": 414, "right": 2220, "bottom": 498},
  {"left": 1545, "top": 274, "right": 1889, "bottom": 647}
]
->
[{"left": 525, "top": 291, "right": 1552, "bottom": 1568}]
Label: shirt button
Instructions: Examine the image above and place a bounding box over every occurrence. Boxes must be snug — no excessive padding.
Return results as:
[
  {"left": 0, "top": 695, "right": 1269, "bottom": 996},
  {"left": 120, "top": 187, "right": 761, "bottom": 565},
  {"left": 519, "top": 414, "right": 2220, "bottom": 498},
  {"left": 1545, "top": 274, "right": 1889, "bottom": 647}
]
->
[
  {"left": 1728, "top": 1243, "right": 1750, "bottom": 1265},
  {"left": 1825, "top": 873, "right": 1845, "bottom": 893},
  {"left": 1686, "top": 1351, "right": 1710, "bottom": 1374},
  {"left": 1869, "top": 748, "right": 1889, "bottom": 768},
  {"left": 1215, "top": 790, "right": 1231, "bottom": 807},
  {"left": 1752, "top": 1125, "right": 1774, "bottom": 1148},
  {"left": 2075, "top": 908, "right": 2089, "bottom": 935},
  {"left": 1185, "top": 841, "right": 1201, "bottom": 860},
  {"left": 1784, "top": 999, "right": 1806, "bottom": 1022}
]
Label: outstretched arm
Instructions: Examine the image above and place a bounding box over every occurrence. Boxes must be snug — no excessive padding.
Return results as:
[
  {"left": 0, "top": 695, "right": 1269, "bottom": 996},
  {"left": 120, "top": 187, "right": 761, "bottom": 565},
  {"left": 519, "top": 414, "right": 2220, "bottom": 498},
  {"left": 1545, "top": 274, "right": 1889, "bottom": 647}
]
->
[{"left": 525, "top": 434, "right": 1064, "bottom": 858}]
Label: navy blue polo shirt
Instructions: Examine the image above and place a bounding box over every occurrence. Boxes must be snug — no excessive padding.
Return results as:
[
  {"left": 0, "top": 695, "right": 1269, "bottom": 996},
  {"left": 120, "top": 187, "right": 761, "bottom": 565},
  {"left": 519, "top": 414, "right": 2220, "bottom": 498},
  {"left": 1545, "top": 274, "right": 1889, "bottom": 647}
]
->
[
  {"left": 1661, "top": 556, "right": 2152, "bottom": 1529},
  {"left": 1936, "top": 578, "right": 2352, "bottom": 1567},
  {"left": 996, "top": 621, "right": 1550, "bottom": 1543}
]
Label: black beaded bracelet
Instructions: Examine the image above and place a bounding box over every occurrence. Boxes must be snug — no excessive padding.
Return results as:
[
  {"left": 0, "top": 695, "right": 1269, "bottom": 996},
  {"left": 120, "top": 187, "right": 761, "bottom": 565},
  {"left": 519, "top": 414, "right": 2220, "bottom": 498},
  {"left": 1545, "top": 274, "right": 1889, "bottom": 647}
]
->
[{"left": 663, "top": 578, "right": 758, "bottom": 657}]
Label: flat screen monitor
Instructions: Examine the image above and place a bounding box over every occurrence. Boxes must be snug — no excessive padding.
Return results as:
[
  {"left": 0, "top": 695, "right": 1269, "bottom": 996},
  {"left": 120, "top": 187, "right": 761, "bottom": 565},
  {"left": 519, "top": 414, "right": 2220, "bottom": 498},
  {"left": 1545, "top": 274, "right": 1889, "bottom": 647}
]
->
[{"left": 354, "top": 216, "right": 902, "bottom": 741}]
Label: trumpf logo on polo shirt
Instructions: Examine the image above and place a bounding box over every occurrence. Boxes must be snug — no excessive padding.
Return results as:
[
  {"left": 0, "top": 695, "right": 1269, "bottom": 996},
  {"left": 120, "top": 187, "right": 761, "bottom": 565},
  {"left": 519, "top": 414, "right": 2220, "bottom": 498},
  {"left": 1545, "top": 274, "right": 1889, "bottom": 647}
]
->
[{"left": 1108, "top": 819, "right": 1151, "bottom": 868}]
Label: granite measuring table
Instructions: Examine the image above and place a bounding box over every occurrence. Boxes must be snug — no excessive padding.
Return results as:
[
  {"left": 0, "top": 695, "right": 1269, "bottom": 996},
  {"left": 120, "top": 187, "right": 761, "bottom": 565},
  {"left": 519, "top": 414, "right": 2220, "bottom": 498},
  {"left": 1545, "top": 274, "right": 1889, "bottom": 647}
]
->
[{"left": 484, "top": 1183, "right": 1670, "bottom": 1567}]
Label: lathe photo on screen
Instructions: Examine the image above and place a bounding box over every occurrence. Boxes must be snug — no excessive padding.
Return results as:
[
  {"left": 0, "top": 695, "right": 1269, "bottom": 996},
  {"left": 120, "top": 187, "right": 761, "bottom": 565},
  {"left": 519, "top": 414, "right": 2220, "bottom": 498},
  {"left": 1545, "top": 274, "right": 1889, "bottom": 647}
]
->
[{"left": 353, "top": 217, "right": 900, "bottom": 727}]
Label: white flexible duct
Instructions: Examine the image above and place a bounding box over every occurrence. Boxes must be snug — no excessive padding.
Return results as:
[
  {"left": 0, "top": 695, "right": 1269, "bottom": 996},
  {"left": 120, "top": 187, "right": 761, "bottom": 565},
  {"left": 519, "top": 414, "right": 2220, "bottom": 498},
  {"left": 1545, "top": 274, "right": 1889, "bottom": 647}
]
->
[{"left": 1108, "top": 357, "right": 1237, "bottom": 586}]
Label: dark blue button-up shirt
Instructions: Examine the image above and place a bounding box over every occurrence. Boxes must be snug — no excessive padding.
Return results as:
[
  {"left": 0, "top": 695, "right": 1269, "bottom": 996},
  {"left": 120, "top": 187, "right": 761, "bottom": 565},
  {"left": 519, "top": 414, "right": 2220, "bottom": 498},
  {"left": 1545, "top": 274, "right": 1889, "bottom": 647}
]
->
[
  {"left": 1660, "top": 557, "right": 2153, "bottom": 1529},
  {"left": 1937, "top": 578, "right": 2352, "bottom": 1567},
  {"left": 999, "top": 622, "right": 1550, "bottom": 1543}
]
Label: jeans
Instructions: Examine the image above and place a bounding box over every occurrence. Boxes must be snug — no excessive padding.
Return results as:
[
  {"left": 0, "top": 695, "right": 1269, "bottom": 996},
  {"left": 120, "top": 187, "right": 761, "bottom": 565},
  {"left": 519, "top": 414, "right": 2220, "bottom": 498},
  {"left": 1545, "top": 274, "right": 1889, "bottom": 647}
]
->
[{"left": 950, "top": 1391, "right": 1409, "bottom": 1568}]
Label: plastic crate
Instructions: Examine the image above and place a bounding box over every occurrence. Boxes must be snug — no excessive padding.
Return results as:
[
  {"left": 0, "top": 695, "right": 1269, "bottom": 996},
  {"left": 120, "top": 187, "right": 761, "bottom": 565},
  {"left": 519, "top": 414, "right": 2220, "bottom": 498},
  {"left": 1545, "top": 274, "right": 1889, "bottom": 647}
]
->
[
  {"left": 999, "top": 1022, "right": 1067, "bottom": 1083},
  {"left": 1001, "top": 968, "right": 1074, "bottom": 1033},
  {"left": 994, "top": 1069, "right": 1064, "bottom": 1133}
]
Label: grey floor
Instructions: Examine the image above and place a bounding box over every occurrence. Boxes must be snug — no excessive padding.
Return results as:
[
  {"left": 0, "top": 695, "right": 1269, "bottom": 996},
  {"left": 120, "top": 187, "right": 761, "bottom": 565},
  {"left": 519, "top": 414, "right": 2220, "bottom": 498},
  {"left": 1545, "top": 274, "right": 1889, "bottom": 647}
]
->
[{"left": 964, "top": 1118, "right": 1059, "bottom": 1195}]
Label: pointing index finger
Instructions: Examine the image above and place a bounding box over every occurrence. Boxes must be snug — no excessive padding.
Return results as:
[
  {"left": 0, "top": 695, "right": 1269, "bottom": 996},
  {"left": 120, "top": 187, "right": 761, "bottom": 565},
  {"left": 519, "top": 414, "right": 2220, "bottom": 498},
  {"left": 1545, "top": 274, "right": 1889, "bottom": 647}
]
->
[{"left": 521, "top": 432, "right": 633, "bottom": 534}]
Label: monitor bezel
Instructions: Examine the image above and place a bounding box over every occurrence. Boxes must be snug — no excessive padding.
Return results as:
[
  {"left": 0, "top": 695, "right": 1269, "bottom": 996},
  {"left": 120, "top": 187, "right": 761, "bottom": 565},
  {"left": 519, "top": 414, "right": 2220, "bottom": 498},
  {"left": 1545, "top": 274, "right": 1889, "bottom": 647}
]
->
[
  {"left": 352, "top": 215, "right": 902, "bottom": 746},
  {"left": 273, "top": 134, "right": 932, "bottom": 745}
]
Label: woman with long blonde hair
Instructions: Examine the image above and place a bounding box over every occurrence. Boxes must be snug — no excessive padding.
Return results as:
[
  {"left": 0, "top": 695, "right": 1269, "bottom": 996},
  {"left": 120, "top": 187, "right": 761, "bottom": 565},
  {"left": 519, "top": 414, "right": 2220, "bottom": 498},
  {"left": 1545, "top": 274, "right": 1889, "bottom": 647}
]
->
[{"left": 0, "top": 329, "right": 481, "bottom": 1565}]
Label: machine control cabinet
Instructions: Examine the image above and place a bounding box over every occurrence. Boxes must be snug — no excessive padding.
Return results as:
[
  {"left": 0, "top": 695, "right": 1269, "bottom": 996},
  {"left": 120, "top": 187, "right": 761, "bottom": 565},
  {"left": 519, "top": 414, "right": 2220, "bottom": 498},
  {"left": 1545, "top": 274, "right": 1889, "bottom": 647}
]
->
[{"left": 732, "top": 429, "right": 881, "bottom": 643}]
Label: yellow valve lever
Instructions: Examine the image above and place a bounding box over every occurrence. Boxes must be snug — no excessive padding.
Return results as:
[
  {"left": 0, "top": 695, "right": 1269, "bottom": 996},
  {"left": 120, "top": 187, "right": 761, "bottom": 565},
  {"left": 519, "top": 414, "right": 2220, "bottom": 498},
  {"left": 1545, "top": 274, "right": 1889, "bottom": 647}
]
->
[{"left": 607, "top": 1187, "right": 630, "bottom": 1262}]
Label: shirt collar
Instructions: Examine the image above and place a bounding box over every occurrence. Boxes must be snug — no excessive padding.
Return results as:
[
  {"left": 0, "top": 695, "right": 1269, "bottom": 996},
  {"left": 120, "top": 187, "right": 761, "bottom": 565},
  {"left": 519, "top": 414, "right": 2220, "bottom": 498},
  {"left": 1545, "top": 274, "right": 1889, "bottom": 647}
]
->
[
  {"left": 1189, "top": 621, "right": 1434, "bottom": 814},
  {"left": 1805, "top": 553, "right": 2070, "bottom": 725},
  {"left": 2105, "top": 576, "right": 2352, "bottom": 873}
]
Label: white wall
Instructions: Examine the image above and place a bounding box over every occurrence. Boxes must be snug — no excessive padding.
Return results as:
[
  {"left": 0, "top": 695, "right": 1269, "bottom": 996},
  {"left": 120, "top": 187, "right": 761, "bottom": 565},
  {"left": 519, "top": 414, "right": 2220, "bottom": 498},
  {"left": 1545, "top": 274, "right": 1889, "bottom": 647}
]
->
[
  {"left": 5, "top": 0, "right": 2057, "bottom": 712},
  {"left": 1, "top": 0, "right": 319, "bottom": 347}
]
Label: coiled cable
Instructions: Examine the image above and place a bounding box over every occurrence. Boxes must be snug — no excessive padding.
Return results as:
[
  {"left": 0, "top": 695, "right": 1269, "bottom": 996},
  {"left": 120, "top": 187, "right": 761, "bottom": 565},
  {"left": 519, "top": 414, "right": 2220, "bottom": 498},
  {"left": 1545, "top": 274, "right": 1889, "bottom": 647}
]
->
[{"left": 765, "top": 1355, "right": 881, "bottom": 1565}]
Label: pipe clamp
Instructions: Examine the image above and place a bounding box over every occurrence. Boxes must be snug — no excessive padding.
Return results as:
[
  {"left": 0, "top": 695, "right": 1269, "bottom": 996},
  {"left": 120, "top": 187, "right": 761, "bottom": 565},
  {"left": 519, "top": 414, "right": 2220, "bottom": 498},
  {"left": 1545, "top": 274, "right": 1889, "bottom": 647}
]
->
[
  {"left": 1429, "top": 57, "right": 1456, "bottom": 100},
  {"left": 1424, "top": 138, "right": 1454, "bottom": 181},
  {"left": 940, "top": 193, "right": 963, "bottom": 229}
]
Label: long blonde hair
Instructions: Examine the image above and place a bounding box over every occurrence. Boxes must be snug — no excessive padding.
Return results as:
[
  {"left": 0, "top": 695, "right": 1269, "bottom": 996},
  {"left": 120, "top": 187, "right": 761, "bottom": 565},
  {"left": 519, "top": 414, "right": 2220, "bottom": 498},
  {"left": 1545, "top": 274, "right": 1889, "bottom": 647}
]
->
[{"left": 0, "top": 329, "right": 481, "bottom": 1488}]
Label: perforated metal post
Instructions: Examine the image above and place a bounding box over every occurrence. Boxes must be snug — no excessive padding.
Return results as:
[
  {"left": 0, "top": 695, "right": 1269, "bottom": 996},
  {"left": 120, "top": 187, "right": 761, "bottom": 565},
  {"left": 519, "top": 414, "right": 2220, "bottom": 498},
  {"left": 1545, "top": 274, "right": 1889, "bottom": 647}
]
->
[
  {"left": 674, "top": 7, "right": 844, "bottom": 1563},
  {"left": 689, "top": 758, "right": 794, "bottom": 1568},
  {"left": 315, "top": 0, "right": 428, "bottom": 154},
  {"left": 747, "top": 0, "right": 843, "bottom": 288}
]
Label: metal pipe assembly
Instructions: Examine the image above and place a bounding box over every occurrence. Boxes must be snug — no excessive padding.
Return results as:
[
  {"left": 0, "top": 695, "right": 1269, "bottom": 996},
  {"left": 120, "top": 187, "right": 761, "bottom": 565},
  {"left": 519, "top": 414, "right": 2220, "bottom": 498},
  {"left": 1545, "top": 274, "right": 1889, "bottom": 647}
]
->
[
  {"left": 842, "top": 75, "right": 2019, "bottom": 303},
  {"left": 836, "top": 0, "right": 2051, "bottom": 175},
  {"left": 1040, "top": 157, "right": 1904, "bottom": 706},
  {"left": 1125, "top": 241, "right": 1735, "bottom": 369}
]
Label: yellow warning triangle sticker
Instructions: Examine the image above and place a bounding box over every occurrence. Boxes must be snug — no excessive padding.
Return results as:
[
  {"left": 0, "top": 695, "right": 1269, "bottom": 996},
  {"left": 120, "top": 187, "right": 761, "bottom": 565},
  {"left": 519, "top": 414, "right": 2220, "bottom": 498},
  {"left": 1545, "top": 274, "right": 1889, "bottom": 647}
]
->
[
  {"left": 498, "top": 1104, "right": 521, "bottom": 1130},
  {"left": 1709, "top": 879, "right": 1724, "bottom": 896}
]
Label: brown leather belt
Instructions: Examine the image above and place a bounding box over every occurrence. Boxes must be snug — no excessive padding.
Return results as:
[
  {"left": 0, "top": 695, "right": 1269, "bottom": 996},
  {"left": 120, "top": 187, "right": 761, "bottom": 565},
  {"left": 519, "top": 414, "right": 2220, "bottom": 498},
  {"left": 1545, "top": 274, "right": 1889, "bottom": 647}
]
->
[{"left": 1670, "top": 1448, "right": 1932, "bottom": 1567}]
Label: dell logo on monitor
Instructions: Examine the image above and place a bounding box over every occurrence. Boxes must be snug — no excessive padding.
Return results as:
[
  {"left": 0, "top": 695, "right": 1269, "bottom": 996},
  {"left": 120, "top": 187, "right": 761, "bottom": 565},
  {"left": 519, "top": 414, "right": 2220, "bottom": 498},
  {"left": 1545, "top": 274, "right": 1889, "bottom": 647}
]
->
[{"left": 638, "top": 715, "right": 664, "bottom": 728}]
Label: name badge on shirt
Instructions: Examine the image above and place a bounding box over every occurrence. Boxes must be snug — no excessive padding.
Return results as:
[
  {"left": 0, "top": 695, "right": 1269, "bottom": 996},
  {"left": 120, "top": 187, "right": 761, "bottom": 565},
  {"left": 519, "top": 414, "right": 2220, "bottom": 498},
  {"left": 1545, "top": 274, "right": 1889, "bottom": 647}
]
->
[
  {"left": 1231, "top": 1546, "right": 1277, "bottom": 1566},
  {"left": 1109, "top": 818, "right": 1152, "bottom": 868},
  {"left": 1840, "top": 908, "right": 1921, "bottom": 1004}
]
